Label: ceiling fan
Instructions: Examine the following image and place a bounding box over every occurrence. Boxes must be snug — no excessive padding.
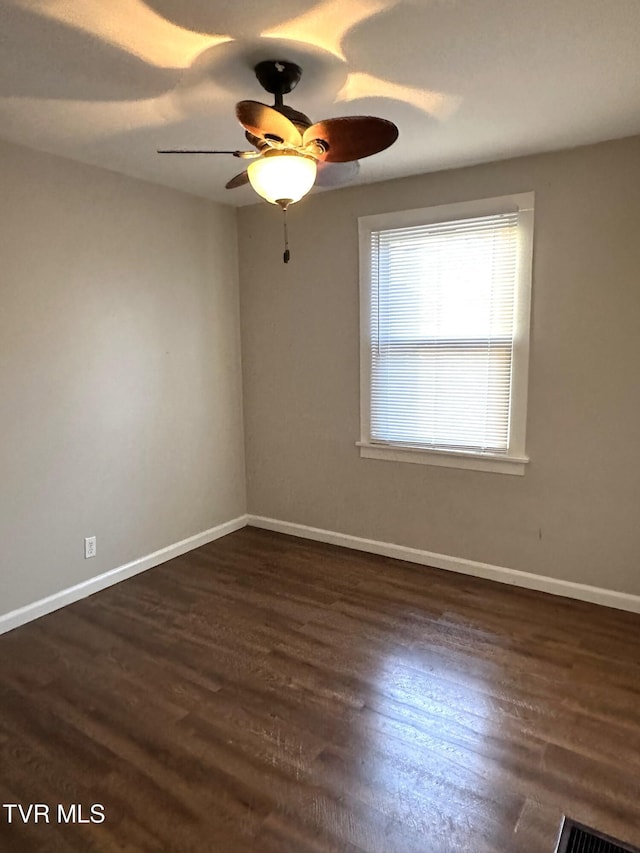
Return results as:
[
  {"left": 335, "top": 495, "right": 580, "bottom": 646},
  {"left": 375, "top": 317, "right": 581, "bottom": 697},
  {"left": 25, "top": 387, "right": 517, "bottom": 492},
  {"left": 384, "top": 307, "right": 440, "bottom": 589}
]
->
[{"left": 158, "top": 59, "right": 398, "bottom": 261}]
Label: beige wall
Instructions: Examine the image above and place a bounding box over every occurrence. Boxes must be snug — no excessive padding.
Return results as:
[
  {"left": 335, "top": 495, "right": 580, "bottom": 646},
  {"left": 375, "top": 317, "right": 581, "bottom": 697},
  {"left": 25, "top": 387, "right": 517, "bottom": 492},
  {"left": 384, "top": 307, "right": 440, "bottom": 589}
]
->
[
  {"left": 3, "top": 133, "right": 639, "bottom": 616},
  {"left": 238, "top": 135, "right": 640, "bottom": 595},
  {"left": 0, "top": 139, "right": 245, "bottom": 615}
]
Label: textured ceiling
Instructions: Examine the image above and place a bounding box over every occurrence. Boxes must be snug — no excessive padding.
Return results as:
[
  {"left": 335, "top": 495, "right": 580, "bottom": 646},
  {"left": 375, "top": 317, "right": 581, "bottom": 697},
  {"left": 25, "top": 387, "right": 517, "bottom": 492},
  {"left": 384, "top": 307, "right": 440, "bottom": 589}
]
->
[{"left": 1, "top": 0, "right": 639, "bottom": 205}]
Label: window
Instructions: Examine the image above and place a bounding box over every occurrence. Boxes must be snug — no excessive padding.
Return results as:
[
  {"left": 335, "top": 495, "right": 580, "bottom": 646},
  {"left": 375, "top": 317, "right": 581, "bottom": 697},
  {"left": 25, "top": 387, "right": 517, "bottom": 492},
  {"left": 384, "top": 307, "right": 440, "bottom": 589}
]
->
[{"left": 358, "top": 193, "right": 534, "bottom": 475}]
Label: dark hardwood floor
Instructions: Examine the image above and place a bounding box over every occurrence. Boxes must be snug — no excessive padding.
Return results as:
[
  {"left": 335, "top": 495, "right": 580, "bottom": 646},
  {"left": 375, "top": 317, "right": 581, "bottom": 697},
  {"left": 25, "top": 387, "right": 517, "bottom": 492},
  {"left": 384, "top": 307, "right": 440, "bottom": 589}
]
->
[{"left": 1, "top": 527, "right": 640, "bottom": 852}]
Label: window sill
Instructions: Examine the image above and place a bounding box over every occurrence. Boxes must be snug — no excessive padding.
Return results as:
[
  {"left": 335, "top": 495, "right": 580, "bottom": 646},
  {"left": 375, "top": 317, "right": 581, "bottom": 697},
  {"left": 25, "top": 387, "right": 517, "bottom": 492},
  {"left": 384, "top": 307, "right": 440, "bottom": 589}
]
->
[{"left": 357, "top": 441, "right": 529, "bottom": 475}]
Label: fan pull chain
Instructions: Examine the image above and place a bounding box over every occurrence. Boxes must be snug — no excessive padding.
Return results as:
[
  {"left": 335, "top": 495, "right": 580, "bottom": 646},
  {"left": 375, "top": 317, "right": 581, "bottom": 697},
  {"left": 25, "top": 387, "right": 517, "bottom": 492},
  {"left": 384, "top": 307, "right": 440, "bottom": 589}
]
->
[{"left": 282, "top": 205, "right": 290, "bottom": 264}]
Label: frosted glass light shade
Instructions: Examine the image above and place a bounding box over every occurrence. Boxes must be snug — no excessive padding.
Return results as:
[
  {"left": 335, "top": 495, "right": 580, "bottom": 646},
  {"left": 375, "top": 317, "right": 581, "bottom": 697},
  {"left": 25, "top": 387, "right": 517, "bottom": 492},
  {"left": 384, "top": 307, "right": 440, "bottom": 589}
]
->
[{"left": 247, "top": 153, "right": 317, "bottom": 205}]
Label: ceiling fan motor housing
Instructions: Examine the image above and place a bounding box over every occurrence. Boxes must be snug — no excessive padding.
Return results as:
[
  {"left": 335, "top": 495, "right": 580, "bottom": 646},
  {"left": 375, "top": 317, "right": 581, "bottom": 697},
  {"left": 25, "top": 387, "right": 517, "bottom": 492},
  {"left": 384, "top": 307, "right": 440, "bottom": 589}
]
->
[{"left": 254, "top": 60, "right": 302, "bottom": 97}]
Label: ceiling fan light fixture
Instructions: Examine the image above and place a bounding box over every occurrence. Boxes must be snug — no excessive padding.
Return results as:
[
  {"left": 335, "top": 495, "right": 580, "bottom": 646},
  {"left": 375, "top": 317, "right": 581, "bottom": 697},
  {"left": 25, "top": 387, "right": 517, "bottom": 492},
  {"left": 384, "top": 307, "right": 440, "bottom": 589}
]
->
[{"left": 247, "top": 151, "right": 317, "bottom": 206}]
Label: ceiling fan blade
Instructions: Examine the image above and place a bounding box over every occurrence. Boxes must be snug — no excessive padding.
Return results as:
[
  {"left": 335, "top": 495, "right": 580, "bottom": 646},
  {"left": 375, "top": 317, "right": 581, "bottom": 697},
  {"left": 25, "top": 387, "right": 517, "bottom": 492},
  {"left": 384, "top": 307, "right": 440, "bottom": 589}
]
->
[
  {"left": 302, "top": 117, "right": 398, "bottom": 163},
  {"left": 225, "top": 171, "right": 250, "bottom": 190},
  {"left": 315, "top": 159, "right": 361, "bottom": 187},
  {"left": 236, "top": 101, "right": 302, "bottom": 147},
  {"left": 157, "top": 149, "right": 258, "bottom": 158}
]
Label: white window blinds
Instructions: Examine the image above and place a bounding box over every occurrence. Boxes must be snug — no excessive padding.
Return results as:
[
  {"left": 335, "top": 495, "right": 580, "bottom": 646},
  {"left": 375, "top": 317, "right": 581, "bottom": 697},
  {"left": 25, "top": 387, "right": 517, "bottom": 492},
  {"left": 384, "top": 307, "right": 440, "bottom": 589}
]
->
[{"left": 369, "top": 212, "right": 520, "bottom": 453}]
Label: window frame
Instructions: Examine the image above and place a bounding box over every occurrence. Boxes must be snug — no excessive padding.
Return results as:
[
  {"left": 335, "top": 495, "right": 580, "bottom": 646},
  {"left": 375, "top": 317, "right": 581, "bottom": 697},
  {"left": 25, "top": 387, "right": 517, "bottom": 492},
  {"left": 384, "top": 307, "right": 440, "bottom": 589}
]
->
[{"left": 358, "top": 192, "right": 534, "bottom": 476}]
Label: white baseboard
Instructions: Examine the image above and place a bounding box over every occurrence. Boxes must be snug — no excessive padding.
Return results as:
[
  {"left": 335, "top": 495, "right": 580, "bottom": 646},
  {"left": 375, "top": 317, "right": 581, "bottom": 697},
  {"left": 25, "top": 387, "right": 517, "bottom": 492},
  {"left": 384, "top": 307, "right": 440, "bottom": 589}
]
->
[
  {"left": 0, "top": 515, "right": 249, "bottom": 635},
  {"left": 5, "top": 511, "right": 638, "bottom": 636},
  {"left": 247, "top": 515, "right": 640, "bottom": 615}
]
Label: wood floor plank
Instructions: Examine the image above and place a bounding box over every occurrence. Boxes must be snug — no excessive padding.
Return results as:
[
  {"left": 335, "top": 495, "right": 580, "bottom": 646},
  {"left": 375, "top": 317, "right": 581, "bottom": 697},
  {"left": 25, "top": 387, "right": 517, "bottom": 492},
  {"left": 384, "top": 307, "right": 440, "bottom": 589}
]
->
[{"left": 1, "top": 526, "right": 640, "bottom": 851}]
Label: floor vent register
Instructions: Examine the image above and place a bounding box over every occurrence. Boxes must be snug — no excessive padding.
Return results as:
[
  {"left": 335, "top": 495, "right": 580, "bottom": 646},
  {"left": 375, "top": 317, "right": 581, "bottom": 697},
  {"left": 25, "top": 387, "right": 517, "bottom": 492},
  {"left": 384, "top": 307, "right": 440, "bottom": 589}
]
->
[{"left": 556, "top": 818, "right": 640, "bottom": 853}]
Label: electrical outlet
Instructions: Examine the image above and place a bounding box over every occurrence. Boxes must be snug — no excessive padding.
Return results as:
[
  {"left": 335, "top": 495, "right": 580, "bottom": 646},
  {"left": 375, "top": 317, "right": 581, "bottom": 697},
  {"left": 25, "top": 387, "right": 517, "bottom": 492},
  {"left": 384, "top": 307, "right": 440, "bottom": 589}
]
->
[{"left": 84, "top": 536, "right": 97, "bottom": 559}]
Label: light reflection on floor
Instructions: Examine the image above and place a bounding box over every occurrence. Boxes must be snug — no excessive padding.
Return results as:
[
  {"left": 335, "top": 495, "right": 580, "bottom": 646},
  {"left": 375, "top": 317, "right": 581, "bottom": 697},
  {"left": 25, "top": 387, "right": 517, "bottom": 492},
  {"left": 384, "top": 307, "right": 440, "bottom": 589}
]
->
[{"left": 358, "top": 632, "right": 516, "bottom": 843}]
